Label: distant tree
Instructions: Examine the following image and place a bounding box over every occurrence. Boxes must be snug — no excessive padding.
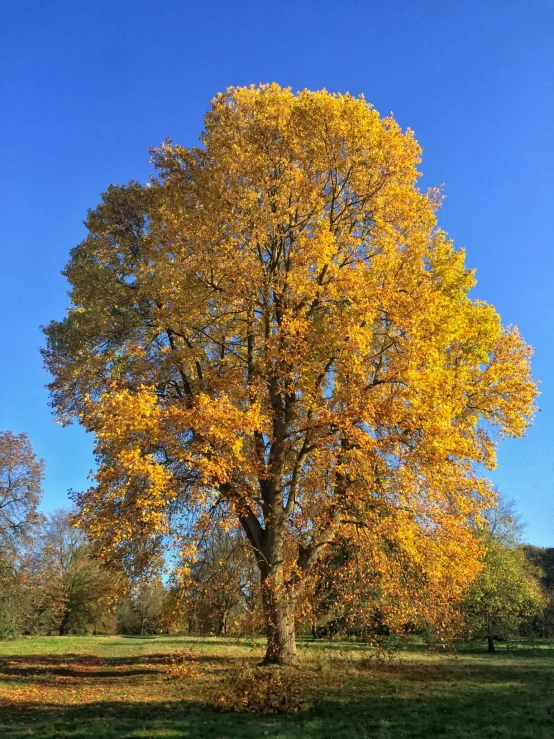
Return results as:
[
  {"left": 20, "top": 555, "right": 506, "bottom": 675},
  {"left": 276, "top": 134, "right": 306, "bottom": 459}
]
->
[
  {"left": 117, "top": 578, "right": 167, "bottom": 635},
  {"left": 522, "top": 546, "right": 554, "bottom": 638},
  {"left": 0, "top": 431, "right": 45, "bottom": 636},
  {"left": 0, "top": 431, "right": 44, "bottom": 557},
  {"left": 39, "top": 509, "right": 123, "bottom": 634},
  {"left": 13, "top": 541, "right": 66, "bottom": 635},
  {"left": 9, "top": 509, "right": 124, "bottom": 636},
  {"left": 176, "top": 526, "right": 261, "bottom": 636},
  {"left": 462, "top": 502, "right": 545, "bottom": 652}
]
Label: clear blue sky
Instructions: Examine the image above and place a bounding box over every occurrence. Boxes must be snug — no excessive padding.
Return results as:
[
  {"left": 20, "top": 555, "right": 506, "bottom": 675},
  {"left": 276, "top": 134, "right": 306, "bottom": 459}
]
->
[{"left": 1, "top": 1, "right": 552, "bottom": 544}]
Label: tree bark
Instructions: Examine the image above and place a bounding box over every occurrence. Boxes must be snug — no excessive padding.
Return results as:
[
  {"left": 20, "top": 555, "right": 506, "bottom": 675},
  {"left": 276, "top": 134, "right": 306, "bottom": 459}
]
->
[
  {"left": 217, "top": 611, "right": 229, "bottom": 636},
  {"left": 487, "top": 635, "right": 495, "bottom": 653},
  {"left": 261, "top": 576, "right": 297, "bottom": 664},
  {"left": 58, "top": 610, "right": 70, "bottom": 636}
]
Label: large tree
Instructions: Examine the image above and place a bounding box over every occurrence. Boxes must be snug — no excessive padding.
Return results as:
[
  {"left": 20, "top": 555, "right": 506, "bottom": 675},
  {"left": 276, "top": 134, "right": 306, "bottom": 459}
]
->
[{"left": 43, "top": 85, "right": 537, "bottom": 664}]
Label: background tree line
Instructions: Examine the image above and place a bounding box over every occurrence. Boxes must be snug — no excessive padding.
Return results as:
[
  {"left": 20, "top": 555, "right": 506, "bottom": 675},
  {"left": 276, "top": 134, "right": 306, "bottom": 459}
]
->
[{"left": 1, "top": 429, "right": 551, "bottom": 648}]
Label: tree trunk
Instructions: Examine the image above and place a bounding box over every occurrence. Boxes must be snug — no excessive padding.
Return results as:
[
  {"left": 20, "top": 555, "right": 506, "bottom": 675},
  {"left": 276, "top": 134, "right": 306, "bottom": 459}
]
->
[
  {"left": 58, "top": 610, "right": 71, "bottom": 636},
  {"left": 260, "top": 570, "right": 297, "bottom": 665},
  {"left": 240, "top": 492, "right": 299, "bottom": 664},
  {"left": 217, "top": 611, "right": 228, "bottom": 636},
  {"left": 487, "top": 635, "right": 495, "bottom": 653}
]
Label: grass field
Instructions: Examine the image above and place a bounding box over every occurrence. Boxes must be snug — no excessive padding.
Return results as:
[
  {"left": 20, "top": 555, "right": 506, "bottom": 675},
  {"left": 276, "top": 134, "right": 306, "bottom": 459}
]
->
[{"left": 1, "top": 635, "right": 553, "bottom": 738}]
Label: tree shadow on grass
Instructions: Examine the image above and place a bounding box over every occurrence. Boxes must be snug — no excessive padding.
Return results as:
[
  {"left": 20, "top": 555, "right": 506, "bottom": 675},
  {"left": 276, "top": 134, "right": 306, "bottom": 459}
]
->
[
  {"left": 120, "top": 635, "right": 159, "bottom": 639},
  {"left": 1, "top": 648, "right": 554, "bottom": 738},
  {"left": 0, "top": 651, "right": 249, "bottom": 684},
  {"left": 355, "top": 655, "right": 554, "bottom": 683},
  {"left": 1, "top": 682, "right": 554, "bottom": 739},
  {"left": 454, "top": 643, "right": 554, "bottom": 658}
]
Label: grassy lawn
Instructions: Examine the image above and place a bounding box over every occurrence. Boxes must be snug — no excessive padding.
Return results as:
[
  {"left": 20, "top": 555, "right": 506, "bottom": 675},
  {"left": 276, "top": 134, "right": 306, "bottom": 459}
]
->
[{"left": 1, "top": 635, "right": 553, "bottom": 738}]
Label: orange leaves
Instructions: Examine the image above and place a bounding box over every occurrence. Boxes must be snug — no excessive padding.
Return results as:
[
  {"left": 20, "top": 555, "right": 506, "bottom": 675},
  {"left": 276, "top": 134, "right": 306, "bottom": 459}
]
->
[
  {"left": 171, "top": 393, "right": 263, "bottom": 487},
  {"left": 210, "top": 664, "right": 312, "bottom": 714},
  {"left": 92, "top": 386, "right": 162, "bottom": 440},
  {"left": 43, "top": 85, "right": 538, "bottom": 657},
  {"left": 472, "top": 326, "right": 538, "bottom": 438}
]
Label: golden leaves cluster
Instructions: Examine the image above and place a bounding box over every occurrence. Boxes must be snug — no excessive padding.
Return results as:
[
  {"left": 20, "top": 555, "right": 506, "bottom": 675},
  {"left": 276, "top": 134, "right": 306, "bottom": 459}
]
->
[{"left": 43, "top": 85, "right": 537, "bottom": 625}]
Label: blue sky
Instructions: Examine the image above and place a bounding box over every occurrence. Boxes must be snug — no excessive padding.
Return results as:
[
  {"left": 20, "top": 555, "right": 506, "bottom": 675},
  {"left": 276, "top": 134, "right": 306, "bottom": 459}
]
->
[{"left": 1, "top": 0, "right": 552, "bottom": 544}]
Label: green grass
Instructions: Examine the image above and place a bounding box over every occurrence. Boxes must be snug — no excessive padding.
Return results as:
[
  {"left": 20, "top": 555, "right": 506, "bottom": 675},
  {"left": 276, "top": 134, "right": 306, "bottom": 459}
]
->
[{"left": 1, "top": 634, "right": 554, "bottom": 738}]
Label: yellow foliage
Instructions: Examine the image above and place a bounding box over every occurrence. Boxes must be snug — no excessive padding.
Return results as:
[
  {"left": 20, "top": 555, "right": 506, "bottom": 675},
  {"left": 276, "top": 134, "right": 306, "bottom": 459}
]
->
[{"left": 43, "top": 84, "right": 538, "bottom": 660}]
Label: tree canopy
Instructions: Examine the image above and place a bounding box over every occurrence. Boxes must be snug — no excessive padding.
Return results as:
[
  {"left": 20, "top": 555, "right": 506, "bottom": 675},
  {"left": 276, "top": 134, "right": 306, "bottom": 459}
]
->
[
  {"left": 463, "top": 503, "right": 545, "bottom": 651},
  {"left": 0, "top": 430, "right": 44, "bottom": 558},
  {"left": 43, "top": 84, "right": 537, "bottom": 663}
]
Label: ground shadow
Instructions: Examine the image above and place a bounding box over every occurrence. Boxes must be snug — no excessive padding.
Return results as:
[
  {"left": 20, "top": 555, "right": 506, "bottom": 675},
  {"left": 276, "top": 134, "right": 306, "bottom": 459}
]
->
[
  {"left": 1, "top": 645, "right": 554, "bottom": 738},
  {"left": 0, "top": 651, "right": 247, "bottom": 684},
  {"left": 1, "top": 680, "right": 553, "bottom": 739}
]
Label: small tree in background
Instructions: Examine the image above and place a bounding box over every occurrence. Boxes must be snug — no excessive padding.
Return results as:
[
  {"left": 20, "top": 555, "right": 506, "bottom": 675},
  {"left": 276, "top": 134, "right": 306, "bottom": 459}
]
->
[
  {"left": 0, "top": 431, "right": 44, "bottom": 558},
  {"left": 522, "top": 546, "right": 554, "bottom": 638},
  {"left": 5, "top": 509, "right": 124, "bottom": 636},
  {"left": 462, "top": 502, "right": 545, "bottom": 652},
  {"left": 175, "top": 526, "right": 261, "bottom": 636},
  {"left": 38, "top": 509, "right": 124, "bottom": 635},
  {"left": 116, "top": 578, "right": 167, "bottom": 635},
  {"left": 0, "top": 431, "right": 45, "bottom": 637}
]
